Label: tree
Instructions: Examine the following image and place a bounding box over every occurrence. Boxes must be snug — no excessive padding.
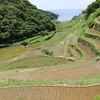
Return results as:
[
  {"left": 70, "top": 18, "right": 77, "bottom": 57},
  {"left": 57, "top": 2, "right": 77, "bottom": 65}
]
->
[{"left": 0, "top": 0, "right": 56, "bottom": 44}]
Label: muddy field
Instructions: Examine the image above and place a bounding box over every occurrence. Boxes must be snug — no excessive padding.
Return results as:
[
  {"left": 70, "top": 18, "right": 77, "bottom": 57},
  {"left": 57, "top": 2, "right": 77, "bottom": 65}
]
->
[
  {"left": 78, "top": 43, "right": 95, "bottom": 60},
  {"left": 0, "top": 85, "right": 100, "bottom": 100},
  {"left": 71, "top": 46, "right": 80, "bottom": 58},
  {"left": 0, "top": 61, "right": 100, "bottom": 80}
]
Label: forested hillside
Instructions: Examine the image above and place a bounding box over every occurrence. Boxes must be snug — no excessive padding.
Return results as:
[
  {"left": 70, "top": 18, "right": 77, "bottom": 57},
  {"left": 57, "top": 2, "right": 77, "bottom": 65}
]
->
[
  {"left": 0, "top": 0, "right": 56, "bottom": 44},
  {"left": 84, "top": 0, "right": 100, "bottom": 28},
  {"left": 39, "top": 9, "right": 59, "bottom": 20}
]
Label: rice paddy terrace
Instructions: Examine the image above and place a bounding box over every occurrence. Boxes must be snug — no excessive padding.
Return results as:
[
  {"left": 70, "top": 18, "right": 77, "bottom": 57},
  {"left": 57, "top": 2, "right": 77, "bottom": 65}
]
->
[{"left": 0, "top": 17, "right": 100, "bottom": 100}]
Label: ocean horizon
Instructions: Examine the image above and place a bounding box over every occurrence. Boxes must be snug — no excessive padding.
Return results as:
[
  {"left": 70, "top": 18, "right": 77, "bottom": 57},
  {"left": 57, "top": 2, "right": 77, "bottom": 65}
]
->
[{"left": 48, "top": 9, "right": 84, "bottom": 21}]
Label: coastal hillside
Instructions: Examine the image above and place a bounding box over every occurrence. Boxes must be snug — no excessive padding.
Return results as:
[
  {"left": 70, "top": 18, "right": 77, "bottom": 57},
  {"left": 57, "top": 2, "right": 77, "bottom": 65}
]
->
[
  {"left": 0, "top": 0, "right": 56, "bottom": 44},
  {"left": 84, "top": 0, "right": 100, "bottom": 28},
  {"left": 0, "top": 0, "right": 100, "bottom": 100},
  {"left": 78, "top": 0, "right": 100, "bottom": 60},
  {"left": 39, "top": 9, "right": 59, "bottom": 20}
]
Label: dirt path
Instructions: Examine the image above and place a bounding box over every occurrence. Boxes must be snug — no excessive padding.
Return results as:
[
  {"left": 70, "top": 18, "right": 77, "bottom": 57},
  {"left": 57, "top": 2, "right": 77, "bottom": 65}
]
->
[
  {"left": 0, "top": 85, "right": 100, "bottom": 100},
  {"left": 72, "top": 31, "right": 78, "bottom": 45},
  {"left": 63, "top": 34, "right": 73, "bottom": 58}
]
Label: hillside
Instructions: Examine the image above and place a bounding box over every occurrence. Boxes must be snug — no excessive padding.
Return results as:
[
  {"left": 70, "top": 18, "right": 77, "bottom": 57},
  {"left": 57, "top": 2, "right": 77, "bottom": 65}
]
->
[
  {"left": 78, "top": 0, "right": 100, "bottom": 60},
  {"left": 0, "top": 0, "right": 56, "bottom": 44},
  {"left": 0, "top": 0, "right": 100, "bottom": 100},
  {"left": 39, "top": 9, "right": 59, "bottom": 20}
]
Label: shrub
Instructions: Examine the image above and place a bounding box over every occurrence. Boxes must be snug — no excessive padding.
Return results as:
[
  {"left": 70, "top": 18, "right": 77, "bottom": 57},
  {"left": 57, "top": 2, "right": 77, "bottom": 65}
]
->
[
  {"left": 21, "top": 41, "right": 28, "bottom": 46},
  {"left": 94, "top": 95, "right": 100, "bottom": 100},
  {"left": 41, "top": 49, "right": 54, "bottom": 56}
]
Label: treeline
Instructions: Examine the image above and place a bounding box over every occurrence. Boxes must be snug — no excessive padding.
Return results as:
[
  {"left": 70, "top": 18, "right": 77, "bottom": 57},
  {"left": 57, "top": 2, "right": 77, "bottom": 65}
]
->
[
  {"left": 83, "top": 0, "right": 100, "bottom": 28},
  {"left": 84, "top": 0, "right": 100, "bottom": 19},
  {"left": 0, "top": 0, "right": 56, "bottom": 44},
  {"left": 39, "top": 9, "right": 59, "bottom": 20}
]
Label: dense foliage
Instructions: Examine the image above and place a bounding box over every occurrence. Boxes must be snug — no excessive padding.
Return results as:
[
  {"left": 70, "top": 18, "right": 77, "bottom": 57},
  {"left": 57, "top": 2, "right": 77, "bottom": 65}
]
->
[
  {"left": 0, "top": 0, "right": 56, "bottom": 44},
  {"left": 87, "top": 8, "right": 100, "bottom": 28},
  {"left": 83, "top": 0, "right": 100, "bottom": 28},
  {"left": 84, "top": 0, "right": 100, "bottom": 19},
  {"left": 39, "top": 9, "right": 59, "bottom": 20}
]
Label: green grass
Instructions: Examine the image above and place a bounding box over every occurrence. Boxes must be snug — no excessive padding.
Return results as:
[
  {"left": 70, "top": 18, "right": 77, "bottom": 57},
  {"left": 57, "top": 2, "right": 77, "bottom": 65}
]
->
[
  {"left": 94, "top": 95, "right": 100, "bottom": 100},
  {"left": 42, "top": 19, "right": 80, "bottom": 48},
  {"left": 0, "top": 45, "right": 28, "bottom": 61},
  {"left": 0, "top": 75, "right": 100, "bottom": 87},
  {"left": 13, "top": 32, "right": 55, "bottom": 45},
  {"left": 82, "top": 36, "right": 100, "bottom": 49},
  {"left": 2, "top": 56, "right": 68, "bottom": 70},
  {"left": 86, "top": 29, "right": 100, "bottom": 37},
  {"left": 42, "top": 32, "right": 69, "bottom": 48},
  {"left": 0, "top": 43, "right": 43, "bottom": 62}
]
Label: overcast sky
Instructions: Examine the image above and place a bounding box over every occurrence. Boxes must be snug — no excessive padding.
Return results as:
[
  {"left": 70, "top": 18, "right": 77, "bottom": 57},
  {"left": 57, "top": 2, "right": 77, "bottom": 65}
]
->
[{"left": 28, "top": 0, "right": 95, "bottom": 10}]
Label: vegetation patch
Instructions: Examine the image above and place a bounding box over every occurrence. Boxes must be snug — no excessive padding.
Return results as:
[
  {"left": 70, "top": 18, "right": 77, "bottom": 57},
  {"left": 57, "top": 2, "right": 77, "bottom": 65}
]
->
[
  {"left": 0, "top": 0, "right": 56, "bottom": 44},
  {"left": 0, "top": 75, "right": 100, "bottom": 87},
  {"left": 85, "top": 29, "right": 100, "bottom": 39},
  {"left": 2, "top": 56, "right": 68, "bottom": 70},
  {"left": 41, "top": 48, "right": 54, "bottom": 56}
]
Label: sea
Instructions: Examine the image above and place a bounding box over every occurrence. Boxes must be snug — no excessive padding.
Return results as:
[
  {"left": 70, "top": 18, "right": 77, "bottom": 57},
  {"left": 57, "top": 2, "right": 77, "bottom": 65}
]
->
[{"left": 49, "top": 9, "right": 84, "bottom": 21}]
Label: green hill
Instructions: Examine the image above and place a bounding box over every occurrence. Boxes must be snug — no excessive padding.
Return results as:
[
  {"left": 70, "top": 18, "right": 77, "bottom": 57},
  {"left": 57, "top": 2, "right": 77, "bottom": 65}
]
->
[
  {"left": 0, "top": 0, "right": 56, "bottom": 44},
  {"left": 83, "top": 0, "right": 100, "bottom": 28},
  {"left": 39, "top": 9, "right": 59, "bottom": 20},
  {"left": 77, "top": 0, "right": 100, "bottom": 59}
]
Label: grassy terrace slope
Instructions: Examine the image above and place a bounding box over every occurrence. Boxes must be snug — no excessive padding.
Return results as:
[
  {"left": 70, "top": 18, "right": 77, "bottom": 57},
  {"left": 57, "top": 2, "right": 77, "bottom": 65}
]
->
[
  {"left": 0, "top": 2, "right": 100, "bottom": 99},
  {"left": 0, "top": 45, "right": 27, "bottom": 61},
  {"left": 81, "top": 36, "right": 100, "bottom": 49},
  {"left": 0, "top": 43, "right": 42, "bottom": 62},
  {"left": 85, "top": 29, "right": 100, "bottom": 37},
  {"left": 0, "top": 56, "right": 67, "bottom": 70},
  {"left": 0, "top": 60, "right": 100, "bottom": 83},
  {"left": 78, "top": 43, "right": 95, "bottom": 60}
]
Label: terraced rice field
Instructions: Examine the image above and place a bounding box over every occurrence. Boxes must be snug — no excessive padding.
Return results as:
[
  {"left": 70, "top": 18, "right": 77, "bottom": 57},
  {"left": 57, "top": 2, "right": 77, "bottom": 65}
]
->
[
  {"left": 0, "top": 43, "right": 41, "bottom": 62},
  {"left": 0, "top": 46, "right": 27, "bottom": 62},
  {"left": 71, "top": 46, "right": 80, "bottom": 58},
  {"left": 53, "top": 45, "right": 64, "bottom": 57},
  {"left": 0, "top": 85, "right": 100, "bottom": 100},
  {"left": 82, "top": 36, "right": 100, "bottom": 49},
  {"left": 0, "top": 60, "right": 100, "bottom": 80},
  {"left": 0, "top": 56, "right": 67, "bottom": 70},
  {"left": 0, "top": 20, "right": 100, "bottom": 100},
  {"left": 86, "top": 29, "right": 100, "bottom": 37},
  {"left": 78, "top": 43, "right": 95, "bottom": 60}
]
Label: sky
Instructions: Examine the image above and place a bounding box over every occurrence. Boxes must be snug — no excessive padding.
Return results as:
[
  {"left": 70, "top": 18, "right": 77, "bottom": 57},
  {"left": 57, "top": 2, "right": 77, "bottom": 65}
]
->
[{"left": 28, "top": 0, "right": 95, "bottom": 10}]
